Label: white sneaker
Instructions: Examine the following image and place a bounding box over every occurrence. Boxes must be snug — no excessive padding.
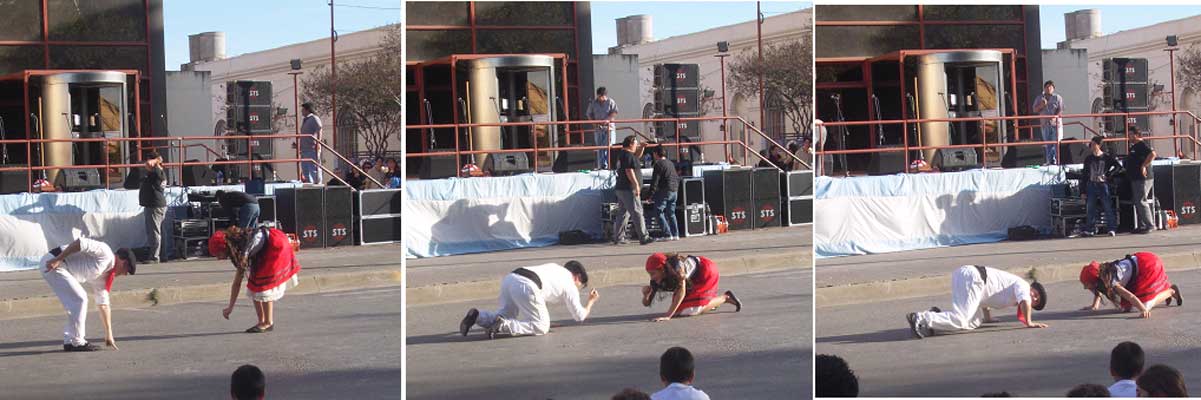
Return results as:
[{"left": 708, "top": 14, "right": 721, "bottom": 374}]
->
[{"left": 671, "top": 236, "right": 680, "bottom": 241}]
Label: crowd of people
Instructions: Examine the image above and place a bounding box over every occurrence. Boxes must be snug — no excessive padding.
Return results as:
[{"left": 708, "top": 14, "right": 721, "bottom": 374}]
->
[
  {"left": 331, "top": 156, "right": 402, "bottom": 190},
  {"left": 609, "top": 346, "right": 711, "bottom": 400}
]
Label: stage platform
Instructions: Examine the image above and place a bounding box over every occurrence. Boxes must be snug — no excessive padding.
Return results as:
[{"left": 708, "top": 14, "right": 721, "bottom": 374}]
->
[{"left": 815, "top": 160, "right": 1182, "bottom": 258}]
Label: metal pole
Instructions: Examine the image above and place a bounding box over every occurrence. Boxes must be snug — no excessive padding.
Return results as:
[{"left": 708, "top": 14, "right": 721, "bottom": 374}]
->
[
  {"left": 1169, "top": 48, "right": 1179, "bottom": 156},
  {"left": 719, "top": 53, "right": 729, "bottom": 163},
  {"left": 329, "top": 0, "right": 337, "bottom": 167},
  {"left": 290, "top": 71, "right": 302, "bottom": 180},
  {"left": 756, "top": 2, "right": 765, "bottom": 139}
]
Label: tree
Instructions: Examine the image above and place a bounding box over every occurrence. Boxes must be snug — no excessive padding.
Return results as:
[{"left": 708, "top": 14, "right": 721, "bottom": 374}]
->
[
  {"left": 303, "top": 24, "right": 402, "bottom": 158},
  {"left": 727, "top": 36, "right": 814, "bottom": 139},
  {"left": 1178, "top": 44, "right": 1201, "bottom": 97}
]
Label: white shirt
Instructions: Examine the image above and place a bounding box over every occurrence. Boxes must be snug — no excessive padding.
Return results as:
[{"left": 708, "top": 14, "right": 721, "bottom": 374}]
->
[
  {"left": 55, "top": 237, "right": 115, "bottom": 305},
  {"left": 523, "top": 263, "right": 589, "bottom": 322},
  {"left": 979, "top": 267, "right": 1032, "bottom": 310},
  {"left": 1109, "top": 379, "right": 1137, "bottom": 397},
  {"left": 651, "top": 383, "right": 710, "bottom": 400}
]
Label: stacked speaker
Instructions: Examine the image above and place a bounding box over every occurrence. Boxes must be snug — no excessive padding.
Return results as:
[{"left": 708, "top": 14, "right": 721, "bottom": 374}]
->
[
  {"left": 356, "top": 188, "right": 402, "bottom": 245},
  {"left": 752, "top": 168, "right": 782, "bottom": 229},
  {"left": 1101, "top": 58, "right": 1150, "bottom": 134},
  {"left": 653, "top": 64, "right": 701, "bottom": 140},
  {"left": 782, "top": 171, "right": 813, "bottom": 226},
  {"left": 226, "top": 81, "right": 275, "bottom": 159},
  {"left": 703, "top": 167, "right": 753, "bottom": 231},
  {"left": 1153, "top": 162, "right": 1201, "bottom": 226}
]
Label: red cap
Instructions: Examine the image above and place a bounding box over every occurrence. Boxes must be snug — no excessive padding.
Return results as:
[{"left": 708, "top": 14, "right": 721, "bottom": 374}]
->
[
  {"left": 208, "top": 230, "right": 228, "bottom": 258},
  {"left": 1080, "top": 261, "right": 1101, "bottom": 285},
  {"left": 645, "top": 253, "right": 668, "bottom": 272}
]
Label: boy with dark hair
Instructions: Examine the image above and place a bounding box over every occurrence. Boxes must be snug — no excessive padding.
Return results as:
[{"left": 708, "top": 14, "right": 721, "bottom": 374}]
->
[
  {"left": 1081, "top": 135, "right": 1122, "bottom": 236},
  {"left": 1125, "top": 127, "right": 1157, "bottom": 234},
  {"left": 648, "top": 146, "right": 680, "bottom": 241},
  {"left": 1067, "top": 384, "right": 1111, "bottom": 397},
  {"left": 612, "top": 388, "right": 651, "bottom": 400},
  {"left": 230, "top": 364, "right": 266, "bottom": 400},
  {"left": 460, "top": 261, "right": 599, "bottom": 338},
  {"left": 1108, "top": 341, "right": 1144, "bottom": 397},
  {"left": 42, "top": 237, "right": 136, "bottom": 351},
  {"left": 907, "top": 266, "right": 1048, "bottom": 338},
  {"left": 652, "top": 347, "right": 709, "bottom": 400},
  {"left": 816, "top": 354, "right": 859, "bottom": 397}
]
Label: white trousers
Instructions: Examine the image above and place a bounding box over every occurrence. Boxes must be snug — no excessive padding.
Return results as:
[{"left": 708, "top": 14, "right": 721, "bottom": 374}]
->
[
  {"left": 918, "top": 266, "right": 984, "bottom": 332},
  {"left": 42, "top": 268, "right": 89, "bottom": 345},
  {"left": 476, "top": 274, "right": 550, "bottom": 336}
]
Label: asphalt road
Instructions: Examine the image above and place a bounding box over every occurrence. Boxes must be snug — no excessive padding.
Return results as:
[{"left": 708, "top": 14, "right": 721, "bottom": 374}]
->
[
  {"left": 406, "top": 268, "right": 812, "bottom": 399},
  {"left": 816, "top": 269, "right": 1201, "bottom": 397},
  {"left": 0, "top": 286, "right": 402, "bottom": 399}
]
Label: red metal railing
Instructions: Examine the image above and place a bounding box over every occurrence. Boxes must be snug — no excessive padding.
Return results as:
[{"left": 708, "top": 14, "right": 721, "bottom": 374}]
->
[
  {"left": 405, "top": 115, "right": 812, "bottom": 176},
  {"left": 815, "top": 110, "right": 1201, "bottom": 176}
]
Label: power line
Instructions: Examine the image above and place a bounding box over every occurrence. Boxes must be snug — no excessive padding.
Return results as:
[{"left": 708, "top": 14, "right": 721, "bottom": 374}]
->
[{"left": 335, "top": 4, "right": 400, "bottom": 11}]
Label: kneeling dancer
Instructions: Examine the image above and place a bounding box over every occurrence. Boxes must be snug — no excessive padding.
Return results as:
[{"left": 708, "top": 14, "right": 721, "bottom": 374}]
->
[
  {"left": 460, "top": 261, "right": 599, "bottom": 338},
  {"left": 1080, "top": 252, "right": 1181, "bottom": 318},
  {"left": 907, "top": 265, "right": 1047, "bottom": 338},
  {"left": 642, "top": 253, "right": 742, "bottom": 322}
]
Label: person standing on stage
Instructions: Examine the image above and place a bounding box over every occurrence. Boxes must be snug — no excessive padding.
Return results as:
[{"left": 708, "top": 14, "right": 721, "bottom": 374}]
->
[
  {"left": 1082, "top": 136, "right": 1122, "bottom": 237},
  {"left": 459, "top": 261, "right": 599, "bottom": 339},
  {"left": 139, "top": 151, "right": 166, "bottom": 263},
  {"left": 1125, "top": 127, "right": 1158, "bottom": 234},
  {"left": 1033, "top": 80, "right": 1064, "bottom": 165},
  {"left": 642, "top": 253, "right": 741, "bottom": 321},
  {"left": 586, "top": 86, "right": 619, "bottom": 170},
  {"left": 210, "top": 225, "right": 302, "bottom": 333},
  {"left": 613, "top": 135, "right": 652, "bottom": 245},
  {"left": 216, "top": 190, "right": 261, "bottom": 229},
  {"left": 649, "top": 146, "right": 680, "bottom": 241},
  {"left": 297, "top": 102, "right": 323, "bottom": 184},
  {"left": 42, "top": 237, "right": 136, "bottom": 351},
  {"left": 906, "top": 265, "right": 1047, "bottom": 338},
  {"left": 1079, "top": 252, "right": 1181, "bottom": 318}
]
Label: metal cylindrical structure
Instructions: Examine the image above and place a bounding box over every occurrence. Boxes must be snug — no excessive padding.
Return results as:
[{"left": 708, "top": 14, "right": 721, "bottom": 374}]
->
[
  {"left": 460, "top": 55, "right": 557, "bottom": 169},
  {"left": 1065, "top": 9, "right": 1101, "bottom": 41},
  {"left": 914, "top": 50, "right": 1006, "bottom": 161},
  {"left": 188, "top": 32, "right": 226, "bottom": 63},
  {"left": 39, "top": 71, "right": 128, "bottom": 184}
]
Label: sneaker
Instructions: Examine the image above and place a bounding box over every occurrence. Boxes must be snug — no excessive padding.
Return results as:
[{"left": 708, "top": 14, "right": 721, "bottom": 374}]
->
[
  {"left": 63, "top": 343, "right": 100, "bottom": 352},
  {"left": 613, "top": 239, "right": 630, "bottom": 245},
  {"left": 460, "top": 308, "right": 479, "bottom": 336},
  {"left": 486, "top": 316, "right": 511, "bottom": 340},
  {"left": 929, "top": 306, "right": 942, "bottom": 313},
  {"left": 639, "top": 236, "right": 654, "bottom": 245},
  {"left": 1080, "top": 231, "right": 1095, "bottom": 237},
  {"left": 906, "top": 313, "right": 925, "bottom": 339},
  {"left": 724, "top": 290, "right": 743, "bottom": 312},
  {"left": 1107, "top": 231, "right": 1117, "bottom": 237},
  {"left": 670, "top": 236, "right": 680, "bottom": 241}
]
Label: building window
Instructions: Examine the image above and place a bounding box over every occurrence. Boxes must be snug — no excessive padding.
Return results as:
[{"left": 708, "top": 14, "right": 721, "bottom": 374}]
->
[
  {"left": 923, "top": 25, "right": 1025, "bottom": 52},
  {"left": 815, "top": 5, "right": 917, "bottom": 21},
  {"left": 922, "top": 5, "right": 1023, "bottom": 21},
  {"left": 49, "top": 46, "right": 148, "bottom": 75},
  {"left": 816, "top": 25, "right": 919, "bottom": 59},
  {"left": 46, "top": 0, "right": 147, "bottom": 42},
  {"left": 405, "top": 1, "right": 470, "bottom": 26},
  {"left": 474, "top": 2, "right": 574, "bottom": 26},
  {"left": 0, "top": 2, "right": 43, "bottom": 41},
  {"left": 0, "top": 46, "right": 46, "bottom": 75}
]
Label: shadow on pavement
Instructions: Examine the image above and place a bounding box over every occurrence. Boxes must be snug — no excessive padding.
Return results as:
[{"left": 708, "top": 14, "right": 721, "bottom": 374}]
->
[{"left": 0, "top": 331, "right": 241, "bottom": 358}]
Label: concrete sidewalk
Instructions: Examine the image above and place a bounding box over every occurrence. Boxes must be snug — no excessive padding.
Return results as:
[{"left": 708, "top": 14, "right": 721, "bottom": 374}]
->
[
  {"left": 0, "top": 244, "right": 403, "bottom": 320},
  {"left": 407, "top": 226, "right": 812, "bottom": 305},
  {"left": 816, "top": 225, "right": 1201, "bottom": 307}
]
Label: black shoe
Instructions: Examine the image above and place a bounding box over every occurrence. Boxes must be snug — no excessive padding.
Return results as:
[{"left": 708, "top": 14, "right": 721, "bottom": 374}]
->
[
  {"left": 460, "top": 308, "right": 479, "bottom": 336},
  {"left": 725, "top": 290, "right": 742, "bottom": 312},
  {"left": 63, "top": 343, "right": 100, "bottom": 352},
  {"left": 929, "top": 306, "right": 942, "bottom": 313},
  {"left": 1171, "top": 284, "right": 1183, "bottom": 306},
  {"left": 245, "top": 325, "right": 270, "bottom": 333},
  {"left": 639, "top": 236, "right": 653, "bottom": 245},
  {"left": 906, "top": 313, "right": 924, "bottom": 339}
]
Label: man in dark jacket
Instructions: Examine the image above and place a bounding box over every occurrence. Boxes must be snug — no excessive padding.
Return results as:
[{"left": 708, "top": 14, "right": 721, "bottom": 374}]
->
[
  {"left": 216, "top": 190, "right": 260, "bottom": 229},
  {"left": 1125, "top": 127, "right": 1158, "bottom": 234},
  {"left": 649, "top": 146, "right": 680, "bottom": 241},
  {"left": 139, "top": 152, "right": 166, "bottom": 263},
  {"left": 1081, "top": 136, "right": 1122, "bottom": 236}
]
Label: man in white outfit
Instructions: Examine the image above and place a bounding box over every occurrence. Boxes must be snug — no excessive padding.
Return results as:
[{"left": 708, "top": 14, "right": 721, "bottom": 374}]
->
[
  {"left": 42, "top": 237, "right": 136, "bottom": 351},
  {"left": 460, "top": 261, "right": 599, "bottom": 338},
  {"left": 906, "top": 265, "right": 1048, "bottom": 338}
]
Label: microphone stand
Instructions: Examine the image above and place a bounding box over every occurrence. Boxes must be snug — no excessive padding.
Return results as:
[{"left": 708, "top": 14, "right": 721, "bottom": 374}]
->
[{"left": 832, "top": 94, "right": 849, "bottom": 177}]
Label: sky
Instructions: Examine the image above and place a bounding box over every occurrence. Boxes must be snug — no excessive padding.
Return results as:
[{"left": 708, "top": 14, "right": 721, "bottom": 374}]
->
[
  {"left": 163, "top": 0, "right": 400, "bottom": 70},
  {"left": 1039, "top": 5, "right": 1201, "bottom": 49},
  {"left": 591, "top": 1, "right": 811, "bottom": 54}
]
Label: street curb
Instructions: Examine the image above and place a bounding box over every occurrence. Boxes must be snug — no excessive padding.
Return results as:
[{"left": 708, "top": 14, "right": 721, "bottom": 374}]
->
[
  {"left": 0, "top": 269, "right": 403, "bottom": 321},
  {"left": 406, "top": 250, "right": 812, "bottom": 306},
  {"left": 816, "top": 250, "right": 1201, "bottom": 308}
]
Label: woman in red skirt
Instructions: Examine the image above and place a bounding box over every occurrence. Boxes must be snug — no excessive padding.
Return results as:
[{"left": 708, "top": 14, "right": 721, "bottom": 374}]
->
[
  {"left": 642, "top": 253, "right": 742, "bottom": 321},
  {"left": 210, "top": 226, "right": 302, "bottom": 333},
  {"left": 1079, "top": 252, "right": 1182, "bottom": 318}
]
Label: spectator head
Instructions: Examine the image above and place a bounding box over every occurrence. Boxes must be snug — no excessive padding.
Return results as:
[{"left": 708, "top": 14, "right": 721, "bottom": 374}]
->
[
  {"left": 788, "top": 142, "right": 800, "bottom": 153},
  {"left": 1129, "top": 126, "right": 1143, "bottom": 138},
  {"left": 386, "top": 158, "right": 399, "bottom": 169},
  {"left": 144, "top": 151, "right": 162, "bottom": 162},
  {"left": 114, "top": 248, "right": 137, "bottom": 276},
  {"left": 1110, "top": 341, "right": 1144, "bottom": 380},
  {"left": 230, "top": 364, "right": 266, "bottom": 400},
  {"left": 651, "top": 145, "right": 667, "bottom": 159},
  {"left": 1136, "top": 365, "right": 1188, "bottom": 397},
  {"left": 659, "top": 347, "right": 696, "bottom": 385},
  {"left": 611, "top": 388, "right": 650, "bottom": 400},
  {"left": 564, "top": 260, "right": 588, "bottom": 288},
  {"left": 816, "top": 354, "right": 859, "bottom": 397},
  {"left": 622, "top": 134, "right": 639, "bottom": 149},
  {"left": 1066, "top": 384, "right": 1111, "bottom": 397},
  {"left": 597, "top": 87, "right": 608, "bottom": 98},
  {"left": 981, "top": 392, "right": 1013, "bottom": 397},
  {"left": 302, "top": 102, "right": 314, "bottom": 115}
]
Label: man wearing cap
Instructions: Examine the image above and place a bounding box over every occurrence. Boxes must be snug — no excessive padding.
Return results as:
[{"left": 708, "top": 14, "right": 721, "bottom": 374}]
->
[
  {"left": 210, "top": 226, "right": 302, "bottom": 333},
  {"left": 41, "top": 237, "right": 136, "bottom": 351},
  {"left": 906, "top": 265, "right": 1048, "bottom": 338},
  {"left": 1079, "top": 252, "right": 1181, "bottom": 318},
  {"left": 459, "top": 261, "right": 599, "bottom": 339}
]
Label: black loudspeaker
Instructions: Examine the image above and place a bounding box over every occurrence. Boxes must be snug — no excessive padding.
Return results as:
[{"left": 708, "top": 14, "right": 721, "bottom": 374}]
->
[
  {"left": 1, "top": 166, "right": 28, "bottom": 194},
  {"left": 1103, "top": 58, "right": 1149, "bottom": 83},
  {"left": 677, "top": 204, "right": 707, "bottom": 237},
  {"left": 784, "top": 197, "right": 813, "bottom": 226},
  {"left": 226, "top": 135, "right": 275, "bottom": 157},
  {"left": 489, "top": 152, "right": 531, "bottom": 176},
  {"left": 323, "top": 186, "right": 354, "bottom": 247},
  {"left": 703, "top": 168, "right": 753, "bottom": 231},
  {"left": 1058, "top": 142, "right": 1089, "bottom": 165},
  {"left": 552, "top": 148, "right": 598, "bottom": 173},
  {"left": 55, "top": 169, "right": 103, "bottom": 192},
  {"left": 1001, "top": 142, "right": 1046, "bottom": 168},
  {"left": 124, "top": 167, "right": 143, "bottom": 190},
  {"left": 227, "top": 81, "right": 274, "bottom": 106},
  {"left": 356, "top": 188, "right": 403, "bottom": 245},
  {"left": 419, "top": 154, "right": 458, "bottom": 179},
  {"left": 1153, "top": 162, "right": 1201, "bottom": 225},
  {"left": 1104, "top": 83, "right": 1149, "bottom": 109},
  {"left": 654, "top": 63, "right": 700, "bottom": 89},
  {"left": 276, "top": 187, "right": 325, "bottom": 249},
  {"left": 679, "top": 177, "right": 704, "bottom": 208},
  {"left": 783, "top": 171, "right": 813, "bottom": 197},
  {"left": 752, "top": 168, "right": 781, "bottom": 229},
  {"left": 257, "top": 195, "right": 277, "bottom": 223},
  {"left": 182, "top": 163, "right": 213, "bottom": 186},
  {"left": 934, "top": 148, "right": 979, "bottom": 172},
  {"left": 867, "top": 148, "right": 905, "bottom": 175},
  {"left": 654, "top": 118, "right": 701, "bottom": 140}
]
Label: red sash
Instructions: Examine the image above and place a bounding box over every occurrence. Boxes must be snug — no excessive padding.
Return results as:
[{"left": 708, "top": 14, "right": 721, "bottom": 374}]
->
[
  {"left": 247, "top": 228, "right": 302, "bottom": 293},
  {"left": 679, "top": 256, "right": 721, "bottom": 310}
]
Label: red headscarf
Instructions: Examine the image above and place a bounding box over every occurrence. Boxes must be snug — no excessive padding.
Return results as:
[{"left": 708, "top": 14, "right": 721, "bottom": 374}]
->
[
  {"left": 208, "top": 230, "right": 228, "bottom": 258},
  {"left": 1080, "top": 261, "right": 1101, "bottom": 286},
  {"left": 645, "top": 253, "right": 668, "bottom": 272}
]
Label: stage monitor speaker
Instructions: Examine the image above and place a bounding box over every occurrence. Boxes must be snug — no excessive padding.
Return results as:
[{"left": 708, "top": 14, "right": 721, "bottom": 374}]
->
[
  {"left": 489, "top": 152, "right": 531, "bottom": 176},
  {"left": 933, "top": 148, "right": 979, "bottom": 172},
  {"left": 1, "top": 166, "right": 28, "bottom": 194},
  {"left": 677, "top": 204, "right": 707, "bottom": 237},
  {"left": 356, "top": 188, "right": 402, "bottom": 216},
  {"left": 703, "top": 168, "right": 753, "bottom": 231},
  {"left": 1153, "top": 162, "right": 1201, "bottom": 225},
  {"left": 1058, "top": 142, "right": 1089, "bottom": 165},
  {"left": 784, "top": 197, "right": 813, "bottom": 226},
  {"left": 275, "top": 187, "right": 325, "bottom": 249},
  {"left": 1001, "top": 142, "right": 1045, "bottom": 168},
  {"left": 358, "top": 215, "right": 401, "bottom": 245},
  {"left": 355, "top": 188, "right": 402, "bottom": 245},
  {"left": 552, "top": 148, "right": 598, "bottom": 173},
  {"left": 783, "top": 171, "right": 813, "bottom": 197},
  {"left": 256, "top": 195, "right": 277, "bottom": 223},
  {"left": 419, "top": 154, "right": 458, "bottom": 179},
  {"left": 752, "top": 168, "right": 781, "bottom": 229},
  {"left": 182, "top": 163, "right": 213, "bottom": 186},
  {"left": 1103, "top": 58, "right": 1149, "bottom": 83},
  {"left": 679, "top": 177, "right": 704, "bottom": 208},
  {"left": 867, "top": 149, "right": 905, "bottom": 175},
  {"left": 55, "top": 169, "right": 103, "bottom": 192},
  {"left": 323, "top": 186, "right": 354, "bottom": 247}
]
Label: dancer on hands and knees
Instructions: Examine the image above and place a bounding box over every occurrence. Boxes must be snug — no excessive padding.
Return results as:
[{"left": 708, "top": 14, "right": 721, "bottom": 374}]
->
[
  {"left": 1080, "top": 252, "right": 1181, "bottom": 318},
  {"left": 906, "top": 265, "right": 1047, "bottom": 338},
  {"left": 642, "top": 253, "right": 742, "bottom": 322},
  {"left": 460, "top": 261, "right": 598, "bottom": 338}
]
